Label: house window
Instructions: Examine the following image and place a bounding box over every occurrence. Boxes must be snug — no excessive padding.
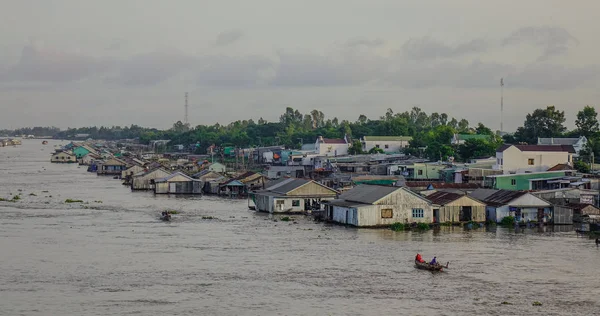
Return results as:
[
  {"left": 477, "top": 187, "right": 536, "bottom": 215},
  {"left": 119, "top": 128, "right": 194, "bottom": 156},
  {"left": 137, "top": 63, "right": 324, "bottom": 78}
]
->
[
  {"left": 511, "top": 179, "right": 516, "bottom": 186},
  {"left": 528, "top": 158, "right": 534, "bottom": 165},
  {"left": 412, "top": 208, "right": 424, "bottom": 218},
  {"left": 292, "top": 200, "right": 300, "bottom": 207},
  {"left": 568, "top": 155, "right": 571, "bottom": 162},
  {"left": 376, "top": 144, "right": 380, "bottom": 148},
  {"left": 418, "top": 170, "right": 423, "bottom": 175},
  {"left": 381, "top": 209, "right": 393, "bottom": 218},
  {"left": 384, "top": 144, "right": 389, "bottom": 149}
]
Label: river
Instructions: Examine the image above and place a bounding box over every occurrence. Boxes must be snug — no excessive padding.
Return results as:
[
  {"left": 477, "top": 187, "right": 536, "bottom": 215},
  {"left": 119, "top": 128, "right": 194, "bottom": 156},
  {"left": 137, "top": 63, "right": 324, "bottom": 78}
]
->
[{"left": 0, "top": 139, "right": 598, "bottom": 316}]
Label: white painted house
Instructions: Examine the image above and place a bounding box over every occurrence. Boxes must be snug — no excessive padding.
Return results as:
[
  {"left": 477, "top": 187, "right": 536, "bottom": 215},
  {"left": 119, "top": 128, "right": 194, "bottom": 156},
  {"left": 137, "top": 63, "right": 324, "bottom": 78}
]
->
[
  {"left": 479, "top": 190, "right": 552, "bottom": 223},
  {"left": 251, "top": 178, "right": 339, "bottom": 213},
  {"left": 325, "top": 185, "right": 433, "bottom": 227},
  {"left": 315, "top": 135, "right": 349, "bottom": 157},
  {"left": 537, "top": 136, "right": 587, "bottom": 157},
  {"left": 361, "top": 136, "right": 412, "bottom": 153},
  {"left": 51, "top": 151, "right": 77, "bottom": 163},
  {"left": 493, "top": 144, "right": 575, "bottom": 174}
]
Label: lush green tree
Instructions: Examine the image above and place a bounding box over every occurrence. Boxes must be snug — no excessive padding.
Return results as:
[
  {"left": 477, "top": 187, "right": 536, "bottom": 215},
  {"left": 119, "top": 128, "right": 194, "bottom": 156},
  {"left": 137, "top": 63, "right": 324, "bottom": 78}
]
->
[
  {"left": 348, "top": 140, "right": 365, "bottom": 155},
  {"left": 475, "top": 123, "right": 493, "bottom": 135},
  {"left": 514, "top": 106, "right": 566, "bottom": 144},
  {"left": 458, "top": 139, "right": 497, "bottom": 161},
  {"left": 575, "top": 105, "right": 599, "bottom": 137},
  {"left": 368, "top": 147, "right": 384, "bottom": 154},
  {"left": 574, "top": 160, "right": 590, "bottom": 173}
]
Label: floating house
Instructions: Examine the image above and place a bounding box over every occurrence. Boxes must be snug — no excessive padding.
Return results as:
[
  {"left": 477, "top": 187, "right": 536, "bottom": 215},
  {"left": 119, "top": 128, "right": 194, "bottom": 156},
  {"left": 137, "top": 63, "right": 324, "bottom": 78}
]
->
[
  {"left": 122, "top": 164, "right": 145, "bottom": 179},
  {"left": 567, "top": 203, "right": 600, "bottom": 222},
  {"left": 73, "top": 145, "right": 98, "bottom": 159},
  {"left": 97, "top": 158, "right": 128, "bottom": 176},
  {"left": 51, "top": 151, "right": 77, "bottom": 163},
  {"left": 426, "top": 191, "right": 486, "bottom": 223},
  {"left": 251, "top": 178, "right": 339, "bottom": 213},
  {"left": 325, "top": 185, "right": 433, "bottom": 227},
  {"left": 154, "top": 172, "right": 202, "bottom": 194},
  {"left": 207, "top": 162, "right": 227, "bottom": 173},
  {"left": 80, "top": 153, "right": 101, "bottom": 166},
  {"left": 131, "top": 168, "right": 171, "bottom": 190},
  {"left": 477, "top": 190, "right": 552, "bottom": 223}
]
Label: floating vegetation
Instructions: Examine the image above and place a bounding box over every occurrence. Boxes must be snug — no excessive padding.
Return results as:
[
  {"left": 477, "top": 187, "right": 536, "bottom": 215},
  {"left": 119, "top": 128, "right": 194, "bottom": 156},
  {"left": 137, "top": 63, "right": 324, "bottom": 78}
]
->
[
  {"left": 202, "top": 216, "right": 216, "bottom": 219},
  {"left": 500, "top": 216, "right": 515, "bottom": 227},
  {"left": 440, "top": 222, "right": 452, "bottom": 226},
  {"left": 166, "top": 210, "right": 178, "bottom": 214},
  {"left": 416, "top": 222, "right": 430, "bottom": 230},
  {"left": 41, "top": 190, "right": 49, "bottom": 193},
  {"left": 501, "top": 301, "right": 512, "bottom": 305},
  {"left": 390, "top": 222, "right": 406, "bottom": 231},
  {"left": 29, "top": 193, "right": 37, "bottom": 196},
  {"left": 280, "top": 216, "right": 292, "bottom": 222},
  {"left": 0, "top": 198, "right": 7, "bottom": 202},
  {"left": 94, "top": 200, "right": 103, "bottom": 203},
  {"left": 532, "top": 301, "right": 542, "bottom": 306},
  {"left": 64, "top": 199, "right": 84, "bottom": 203},
  {"left": 11, "top": 195, "right": 20, "bottom": 201}
]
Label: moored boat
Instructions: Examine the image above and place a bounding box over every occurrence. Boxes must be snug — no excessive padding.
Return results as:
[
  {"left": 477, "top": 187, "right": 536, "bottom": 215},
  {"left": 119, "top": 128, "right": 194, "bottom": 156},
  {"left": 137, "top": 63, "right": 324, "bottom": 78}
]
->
[{"left": 415, "top": 260, "right": 448, "bottom": 272}]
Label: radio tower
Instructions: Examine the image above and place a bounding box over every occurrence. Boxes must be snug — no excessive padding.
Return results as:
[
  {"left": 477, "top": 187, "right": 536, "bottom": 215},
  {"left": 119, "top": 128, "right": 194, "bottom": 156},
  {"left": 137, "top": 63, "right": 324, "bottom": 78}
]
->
[
  {"left": 500, "top": 78, "right": 504, "bottom": 134},
  {"left": 184, "top": 92, "right": 189, "bottom": 125}
]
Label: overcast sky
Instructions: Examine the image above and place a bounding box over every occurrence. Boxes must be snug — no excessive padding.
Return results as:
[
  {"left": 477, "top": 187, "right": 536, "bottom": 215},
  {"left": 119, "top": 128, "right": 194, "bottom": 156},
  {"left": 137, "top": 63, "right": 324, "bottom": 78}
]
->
[{"left": 0, "top": 0, "right": 598, "bottom": 132}]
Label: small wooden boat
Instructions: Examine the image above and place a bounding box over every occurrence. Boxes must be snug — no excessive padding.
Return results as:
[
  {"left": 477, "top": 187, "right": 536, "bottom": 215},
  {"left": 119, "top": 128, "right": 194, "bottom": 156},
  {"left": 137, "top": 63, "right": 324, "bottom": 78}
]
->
[
  {"left": 42, "top": 141, "right": 48, "bottom": 145},
  {"left": 415, "top": 260, "right": 448, "bottom": 272},
  {"left": 160, "top": 214, "right": 171, "bottom": 221}
]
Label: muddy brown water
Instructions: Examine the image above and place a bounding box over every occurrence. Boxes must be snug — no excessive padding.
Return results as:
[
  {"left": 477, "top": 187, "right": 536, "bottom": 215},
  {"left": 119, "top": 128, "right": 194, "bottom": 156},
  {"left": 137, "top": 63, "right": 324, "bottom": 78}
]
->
[{"left": 1, "top": 140, "right": 599, "bottom": 316}]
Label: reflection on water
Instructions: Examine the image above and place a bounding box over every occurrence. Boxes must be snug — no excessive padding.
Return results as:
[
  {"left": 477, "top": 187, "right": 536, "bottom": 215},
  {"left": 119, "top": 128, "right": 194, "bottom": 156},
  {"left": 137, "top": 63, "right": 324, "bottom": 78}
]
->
[{"left": 1, "top": 140, "right": 599, "bottom": 316}]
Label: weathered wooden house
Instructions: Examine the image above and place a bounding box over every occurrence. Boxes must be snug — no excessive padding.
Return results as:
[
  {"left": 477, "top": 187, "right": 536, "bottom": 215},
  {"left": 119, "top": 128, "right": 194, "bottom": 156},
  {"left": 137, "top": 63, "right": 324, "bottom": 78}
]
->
[
  {"left": 325, "top": 185, "right": 434, "bottom": 227},
  {"left": 122, "top": 164, "right": 145, "bottom": 179},
  {"left": 131, "top": 168, "right": 171, "bottom": 190},
  {"left": 251, "top": 178, "right": 339, "bottom": 213},
  {"left": 568, "top": 203, "right": 600, "bottom": 222},
  {"left": 154, "top": 172, "right": 203, "bottom": 194},
  {"left": 426, "top": 191, "right": 486, "bottom": 223},
  {"left": 477, "top": 190, "right": 552, "bottom": 223},
  {"left": 97, "top": 158, "right": 128, "bottom": 176},
  {"left": 219, "top": 171, "right": 266, "bottom": 196},
  {"left": 80, "top": 153, "right": 101, "bottom": 166},
  {"left": 51, "top": 151, "right": 77, "bottom": 163}
]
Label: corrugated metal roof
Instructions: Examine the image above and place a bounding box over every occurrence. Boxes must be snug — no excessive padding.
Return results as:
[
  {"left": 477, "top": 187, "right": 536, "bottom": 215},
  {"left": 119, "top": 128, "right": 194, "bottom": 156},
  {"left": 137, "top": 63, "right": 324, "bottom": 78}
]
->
[
  {"left": 155, "top": 172, "right": 197, "bottom": 183},
  {"left": 268, "top": 178, "right": 310, "bottom": 194},
  {"left": 497, "top": 144, "right": 576, "bottom": 153},
  {"left": 481, "top": 190, "right": 527, "bottom": 206},
  {"left": 538, "top": 137, "right": 581, "bottom": 145},
  {"left": 547, "top": 163, "right": 574, "bottom": 171},
  {"left": 339, "top": 184, "right": 402, "bottom": 204},
  {"left": 426, "top": 191, "right": 464, "bottom": 205},
  {"left": 469, "top": 188, "right": 499, "bottom": 201},
  {"left": 363, "top": 136, "right": 412, "bottom": 142}
]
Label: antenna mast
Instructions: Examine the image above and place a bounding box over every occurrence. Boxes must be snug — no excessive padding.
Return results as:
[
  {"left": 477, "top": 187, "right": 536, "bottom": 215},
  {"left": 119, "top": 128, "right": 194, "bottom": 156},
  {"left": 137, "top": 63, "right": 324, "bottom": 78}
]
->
[
  {"left": 500, "top": 78, "right": 504, "bottom": 134},
  {"left": 184, "top": 92, "right": 189, "bottom": 125}
]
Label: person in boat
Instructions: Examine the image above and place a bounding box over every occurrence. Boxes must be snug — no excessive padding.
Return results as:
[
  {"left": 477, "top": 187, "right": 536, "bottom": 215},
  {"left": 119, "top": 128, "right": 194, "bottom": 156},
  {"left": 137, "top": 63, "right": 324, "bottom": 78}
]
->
[
  {"left": 430, "top": 256, "right": 437, "bottom": 265},
  {"left": 415, "top": 253, "right": 425, "bottom": 263}
]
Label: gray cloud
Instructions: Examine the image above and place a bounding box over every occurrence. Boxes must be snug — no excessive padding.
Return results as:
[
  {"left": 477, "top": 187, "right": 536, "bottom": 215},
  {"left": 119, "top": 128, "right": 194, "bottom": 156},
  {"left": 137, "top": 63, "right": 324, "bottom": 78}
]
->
[
  {"left": 502, "top": 26, "right": 579, "bottom": 61},
  {"left": 270, "top": 51, "right": 387, "bottom": 87},
  {"left": 105, "top": 50, "right": 195, "bottom": 86},
  {"left": 385, "top": 60, "right": 512, "bottom": 89},
  {"left": 0, "top": 44, "right": 110, "bottom": 83},
  {"left": 507, "top": 63, "right": 600, "bottom": 90},
  {"left": 215, "top": 29, "right": 244, "bottom": 46},
  {"left": 197, "top": 55, "right": 274, "bottom": 87},
  {"left": 345, "top": 38, "right": 385, "bottom": 48},
  {"left": 401, "top": 37, "right": 488, "bottom": 60}
]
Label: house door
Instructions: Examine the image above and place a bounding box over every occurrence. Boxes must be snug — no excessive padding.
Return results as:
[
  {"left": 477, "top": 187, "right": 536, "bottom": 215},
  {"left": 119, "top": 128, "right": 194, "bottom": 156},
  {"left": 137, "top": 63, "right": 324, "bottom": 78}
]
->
[
  {"left": 537, "top": 208, "right": 544, "bottom": 223},
  {"left": 460, "top": 206, "right": 472, "bottom": 222},
  {"left": 169, "top": 183, "right": 177, "bottom": 193},
  {"left": 433, "top": 209, "right": 439, "bottom": 223},
  {"left": 329, "top": 206, "right": 334, "bottom": 220},
  {"left": 345, "top": 210, "right": 349, "bottom": 224}
]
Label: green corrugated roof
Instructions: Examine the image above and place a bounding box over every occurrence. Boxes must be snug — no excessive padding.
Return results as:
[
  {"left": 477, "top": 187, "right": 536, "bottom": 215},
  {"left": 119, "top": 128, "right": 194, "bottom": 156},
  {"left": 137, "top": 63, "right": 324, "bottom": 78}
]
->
[
  {"left": 363, "top": 136, "right": 412, "bottom": 142},
  {"left": 457, "top": 134, "right": 491, "bottom": 141}
]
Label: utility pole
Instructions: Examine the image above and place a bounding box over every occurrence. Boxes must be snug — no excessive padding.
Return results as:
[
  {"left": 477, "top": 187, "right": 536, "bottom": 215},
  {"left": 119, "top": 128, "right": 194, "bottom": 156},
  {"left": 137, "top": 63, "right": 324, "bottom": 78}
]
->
[
  {"left": 500, "top": 78, "right": 504, "bottom": 134},
  {"left": 184, "top": 92, "right": 189, "bottom": 125}
]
